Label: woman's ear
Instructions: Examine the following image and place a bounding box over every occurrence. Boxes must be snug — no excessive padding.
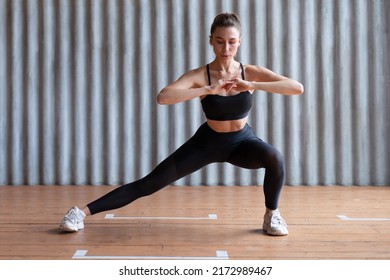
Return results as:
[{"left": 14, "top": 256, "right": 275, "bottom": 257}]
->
[{"left": 209, "top": 35, "right": 213, "bottom": 45}]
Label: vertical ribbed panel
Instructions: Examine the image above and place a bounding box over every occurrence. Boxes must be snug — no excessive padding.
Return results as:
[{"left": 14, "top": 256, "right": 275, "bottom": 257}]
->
[{"left": 0, "top": 0, "right": 389, "bottom": 186}]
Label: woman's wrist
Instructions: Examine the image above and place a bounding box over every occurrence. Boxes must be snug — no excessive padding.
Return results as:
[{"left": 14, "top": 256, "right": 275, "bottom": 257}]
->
[
  {"left": 204, "top": 85, "right": 213, "bottom": 95},
  {"left": 248, "top": 81, "right": 256, "bottom": 91}
]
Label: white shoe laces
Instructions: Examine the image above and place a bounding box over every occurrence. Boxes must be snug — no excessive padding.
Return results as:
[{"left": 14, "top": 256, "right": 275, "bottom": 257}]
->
[
  {"left": 270, "top": 213, "right": 287, "bottom": 228},
  {"left": 64, "top": 208, "right": 79, "bottom": 223}
]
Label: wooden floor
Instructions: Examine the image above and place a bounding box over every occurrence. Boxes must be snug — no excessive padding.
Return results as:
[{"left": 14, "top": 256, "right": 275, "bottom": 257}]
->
[{"left": 0, "top": 185, "right": 389, "bottom": 260}]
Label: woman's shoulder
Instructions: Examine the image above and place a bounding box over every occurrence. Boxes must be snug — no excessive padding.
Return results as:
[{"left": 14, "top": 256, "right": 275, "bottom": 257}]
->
[
  {"left": 178, "top": 65, "right": 208, "bottom": 83},
  {"left": 242, "top": 64, "right": 274, "bottom": 80},
  {"left": 242, "top": 64, "right": 266, "bottom": 72},
  {"left": 188, "top": 65, "right": 208, "bottom": 75},
  {"left": 169, "top": 65, "right": 208, "bottom": 88}
]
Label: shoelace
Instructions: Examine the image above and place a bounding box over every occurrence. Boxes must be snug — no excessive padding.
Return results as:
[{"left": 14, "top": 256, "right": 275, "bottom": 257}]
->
[
  {"left": 270, "top": 214, "right": 287, "bottom": 227},
  {"left": 65, "top": 209, "right": 79, "bottom": 223}
]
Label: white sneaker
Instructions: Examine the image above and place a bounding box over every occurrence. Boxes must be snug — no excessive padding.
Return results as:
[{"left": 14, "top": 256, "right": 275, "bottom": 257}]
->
[
  {"left": 263, "top": 209, "right": 288, "bottom": 236},
  {"left": 58, "top": 206, "right": 86, "bottom": 232}
]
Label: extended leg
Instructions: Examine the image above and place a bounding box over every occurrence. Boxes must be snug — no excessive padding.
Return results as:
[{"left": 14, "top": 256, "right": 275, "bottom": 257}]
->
[
  {"left": 59, "top": 139, "right": 212, "bottom": 232},
  {"left": 87, "top": 139, "right": 214, "bottom": 215}
]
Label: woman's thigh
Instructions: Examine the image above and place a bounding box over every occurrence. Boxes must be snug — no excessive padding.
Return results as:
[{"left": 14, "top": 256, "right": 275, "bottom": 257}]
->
[
  {"left": 227, "top": 138, "right": 283, "bottom": 169},
  {"left": 150, "top": 139, "right": 214, "bottom": 183}
]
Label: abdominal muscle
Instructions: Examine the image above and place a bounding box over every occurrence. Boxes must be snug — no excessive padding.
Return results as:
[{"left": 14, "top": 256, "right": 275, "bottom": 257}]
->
[{"left": 206, "top": 117, "right": 248, "bottom": 133}]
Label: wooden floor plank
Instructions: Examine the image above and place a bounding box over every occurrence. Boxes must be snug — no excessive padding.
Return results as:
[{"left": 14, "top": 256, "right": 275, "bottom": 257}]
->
[{"left": 0, "top": 185, "right": 389, "bottom": 260}]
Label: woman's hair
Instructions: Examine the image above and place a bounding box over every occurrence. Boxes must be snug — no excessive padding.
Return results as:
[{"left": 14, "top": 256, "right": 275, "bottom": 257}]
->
[{"left": 210, "top": 13, "right": 241, "bottom": 35}]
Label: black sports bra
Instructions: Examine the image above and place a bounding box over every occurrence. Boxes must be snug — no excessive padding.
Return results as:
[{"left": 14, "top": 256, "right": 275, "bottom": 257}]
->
[{"left": 201, "top": 63, "right": 252, "bottom": 121}]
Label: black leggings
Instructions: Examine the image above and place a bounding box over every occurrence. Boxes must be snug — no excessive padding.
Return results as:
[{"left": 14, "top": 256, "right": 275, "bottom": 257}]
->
[{"left": 87, "top": 123, "right": 285, "bottom": 214}]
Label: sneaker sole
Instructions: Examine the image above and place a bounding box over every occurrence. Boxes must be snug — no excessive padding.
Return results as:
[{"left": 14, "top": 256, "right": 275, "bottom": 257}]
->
[
  {"left": 263, "top": 228, "right": 288, "bottom": 236},
  {"left": 58, "top": 225, "right": 78, "bottom": 232},
  {"left": 58, "top": 222, "right": 84, "bottom": 232},
  {"left": 263, "top": 223, "right": 288, "bottom": 236}
]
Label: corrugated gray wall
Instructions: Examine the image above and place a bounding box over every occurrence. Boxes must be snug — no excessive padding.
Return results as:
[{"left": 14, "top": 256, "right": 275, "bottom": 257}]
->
[{"left": 0, "top": 0, "right": 389, "bottom": 186}]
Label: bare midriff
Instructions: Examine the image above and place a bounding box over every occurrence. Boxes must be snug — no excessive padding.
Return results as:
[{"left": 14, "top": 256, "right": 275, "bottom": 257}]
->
[{"left": 206, "top": 117, "right": 248, "bottom": 133}]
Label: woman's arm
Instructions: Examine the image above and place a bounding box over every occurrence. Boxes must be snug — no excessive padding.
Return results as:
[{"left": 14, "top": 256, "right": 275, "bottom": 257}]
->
[
  {"left": 157, "top": 69, "right": 207, "bottom": 105},
  {"left": 157, "top": 68, "right": 236, "bottom": 105},
  {"left": 233, "top": 65, "right": 304, "bottom": 95}
]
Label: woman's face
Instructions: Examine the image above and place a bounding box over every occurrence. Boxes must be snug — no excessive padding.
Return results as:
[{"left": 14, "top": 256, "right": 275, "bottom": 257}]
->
[{"left": 210, "top": 26, "right": 241, "bottom": 61}]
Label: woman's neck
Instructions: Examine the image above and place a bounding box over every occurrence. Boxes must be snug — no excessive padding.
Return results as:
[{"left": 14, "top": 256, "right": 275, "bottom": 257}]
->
[{"left": 209, "top": 59, "right": 239, "bottom": 74}]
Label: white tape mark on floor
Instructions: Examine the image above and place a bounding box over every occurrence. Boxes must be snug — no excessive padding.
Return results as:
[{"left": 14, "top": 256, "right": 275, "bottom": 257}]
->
[
  {"left": 337, "top": 215, "right": 390, "bottom": 221},
  {"left": 73, "top": 249, "right": 229, "bottom": 260},
  {"left": 105, "top": 213, "right": 218, "bottom": 220}
]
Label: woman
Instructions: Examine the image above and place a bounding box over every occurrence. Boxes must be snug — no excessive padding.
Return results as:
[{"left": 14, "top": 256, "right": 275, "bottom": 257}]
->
[{"left": 59, "top": 13, "right": 303, "bottom": 236}]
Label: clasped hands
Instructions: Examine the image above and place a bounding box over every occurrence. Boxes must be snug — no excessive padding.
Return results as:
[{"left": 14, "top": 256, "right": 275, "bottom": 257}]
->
[{"left": 208, "top": 76, "right": 252, "bottom": 95}]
